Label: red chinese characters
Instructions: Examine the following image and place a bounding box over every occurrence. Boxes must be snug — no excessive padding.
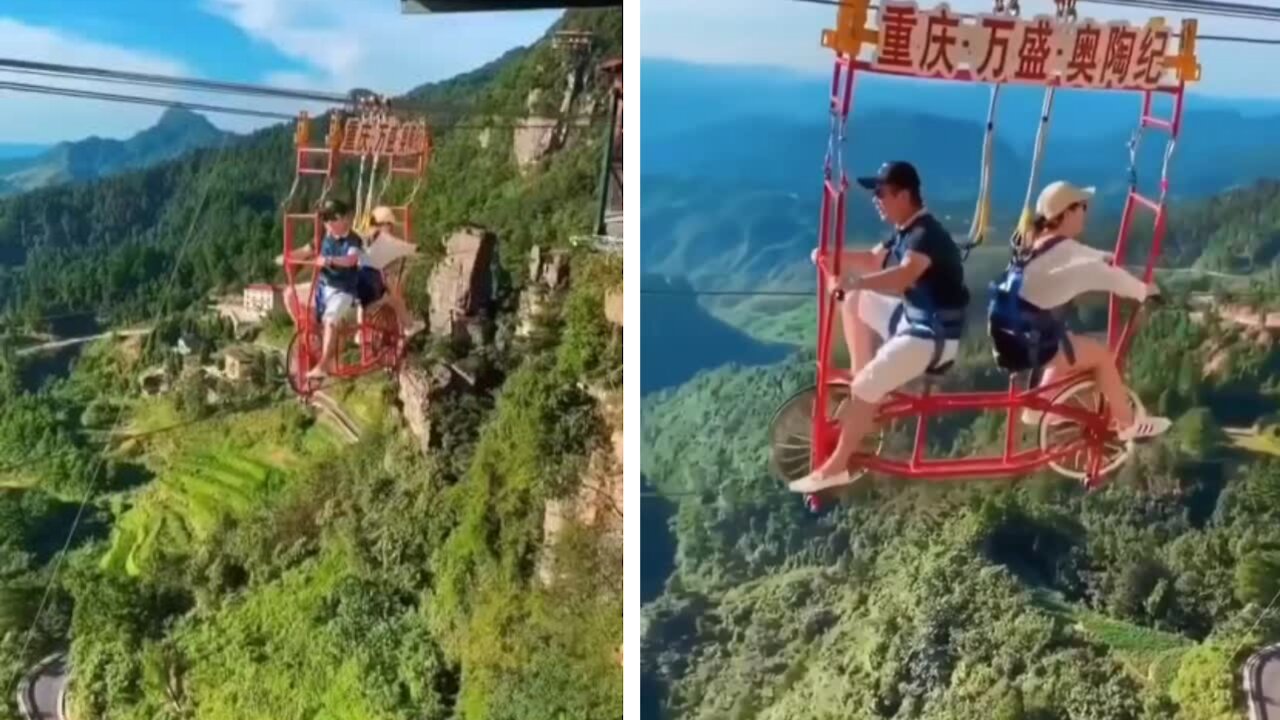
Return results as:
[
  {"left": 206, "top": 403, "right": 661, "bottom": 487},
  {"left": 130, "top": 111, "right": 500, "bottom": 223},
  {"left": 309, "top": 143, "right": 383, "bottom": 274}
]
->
[
  {"left": 339, "top": 118, "right": 368, "bottom": 155},
  {"left": 1065, "top": 23, "right": 1102, "bottom": 85},
  {"left": 1102, "top": 24, "right": 1137, "bottom": 88},
  {"left": 395, "top": 123, "right": 429, "bottom": 156},
  {"left": 368, "top": 123, "right": 392, "bottom": 155},
  {"left": 1014, "top": 18, "right": 1053, "bottom": 82},
  {"left": 974, "top": 16, "right": 1017, "bottom": 82},
  {"left": 1132, "top": 24, "right": 1170, "bottom": 87},
  {"left": 877, "top": 4, "right": 920, "bottom": 70},
  {"left": 922, "top": 8, "right": 961, "bottom": 75},
  {"left": 867, "top": 3, "right": 1177, "bottom": 90}
]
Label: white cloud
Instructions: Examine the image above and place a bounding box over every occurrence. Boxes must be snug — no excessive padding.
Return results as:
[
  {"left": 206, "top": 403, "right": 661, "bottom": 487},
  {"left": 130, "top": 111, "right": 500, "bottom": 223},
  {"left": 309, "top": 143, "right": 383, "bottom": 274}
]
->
[
  {"left": 0, "top": 3, "right": 564, "bottom": 145},
  {"left": 0, "top": 18, "right": 200, "bottom": 143},
  {"left": 640, "top": 0, "right": 1280, "bottom": 98},
  {"left": 203, "top": 0, "right": 562, "bottom": 96},
  {"left": 0, "top": 16, "right": 331, "bottom": 142}
]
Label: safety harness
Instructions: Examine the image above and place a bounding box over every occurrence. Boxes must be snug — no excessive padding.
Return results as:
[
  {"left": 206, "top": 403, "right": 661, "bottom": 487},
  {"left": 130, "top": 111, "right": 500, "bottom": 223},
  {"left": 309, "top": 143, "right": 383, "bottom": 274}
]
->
[
  {"left": 987, "top": 235, "right": 1077, "bottom": 373},
  {"left": 880, "top": 221, "right": 968, "bottom": 374}
]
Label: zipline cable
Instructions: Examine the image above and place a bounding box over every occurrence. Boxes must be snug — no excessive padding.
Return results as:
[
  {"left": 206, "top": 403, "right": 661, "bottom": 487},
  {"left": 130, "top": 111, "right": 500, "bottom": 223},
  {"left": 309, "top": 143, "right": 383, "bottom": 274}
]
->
[
  {"left": 0, "top": 56, "right": 351, "bottom": 105},
  {"left": 0, "top": 56, "right": 597, "bottom": 122},
  {"left": 0, "top": 80, "right": 297, "bottom": 121},
  {"left": 0, "top": 79, "right": 597, "bottom": 130}
]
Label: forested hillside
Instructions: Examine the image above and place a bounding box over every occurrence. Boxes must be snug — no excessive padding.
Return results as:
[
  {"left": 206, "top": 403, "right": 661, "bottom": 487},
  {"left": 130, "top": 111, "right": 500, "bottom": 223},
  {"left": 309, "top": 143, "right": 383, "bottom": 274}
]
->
[
  {"left": 641, "top": 283, "right": 1280, "bottom": 719},
  {"left": 0, "top": 8, "right": 622, "bottom": 720}
]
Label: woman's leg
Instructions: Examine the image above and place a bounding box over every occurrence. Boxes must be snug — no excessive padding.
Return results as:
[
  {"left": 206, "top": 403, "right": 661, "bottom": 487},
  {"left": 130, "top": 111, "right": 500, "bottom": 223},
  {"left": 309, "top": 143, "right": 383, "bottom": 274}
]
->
[
  {"left": 1061, "top": 333, "right": 1136, "bottom": 428},
  {"left": 389, "top": 294, "right": 413, "bottom": 336}
]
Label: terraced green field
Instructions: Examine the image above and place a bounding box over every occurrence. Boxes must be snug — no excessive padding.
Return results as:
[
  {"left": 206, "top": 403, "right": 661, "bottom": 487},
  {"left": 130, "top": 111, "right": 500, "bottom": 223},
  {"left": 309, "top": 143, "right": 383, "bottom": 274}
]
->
[
  {"left": 102, "top": 452, "right": 283, "bottom": 576},
  {"left": 1033, "top": 589, "right": 1193, "bottom": 689},
  {"left": 100, "top": 395, "right": 347, "bottom": 577}
]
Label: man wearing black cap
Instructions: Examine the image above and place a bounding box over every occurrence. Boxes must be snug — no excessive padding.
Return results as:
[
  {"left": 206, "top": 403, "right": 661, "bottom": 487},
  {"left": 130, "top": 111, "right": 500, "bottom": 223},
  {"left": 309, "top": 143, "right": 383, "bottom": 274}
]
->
[
  {"left": 791, "top": 160, "right": 970, "bottom": 494},
  {"left": 309, "top": 198, "right": 366, "bottom": 379}
]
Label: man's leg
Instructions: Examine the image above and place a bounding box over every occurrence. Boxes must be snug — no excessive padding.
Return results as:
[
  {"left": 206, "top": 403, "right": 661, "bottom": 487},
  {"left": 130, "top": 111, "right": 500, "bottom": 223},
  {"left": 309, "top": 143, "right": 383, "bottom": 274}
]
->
[
  {"left": 792, "top": 334, "right": 940, "bottom": 491},
  {"left": 811, "top": 393, "right": 878, "bottom": 480},
  {"left": 817, "top": 291, "right": 899, "bottom": 479},
  {"left": 838, "top": 254, "right": 882, "bottom": 374},
  {"left": 309, "top": 292, "right": 352, "bottom": 378},
  {"left": 309, "top": 320, "right": 338, "bottom": 378}
]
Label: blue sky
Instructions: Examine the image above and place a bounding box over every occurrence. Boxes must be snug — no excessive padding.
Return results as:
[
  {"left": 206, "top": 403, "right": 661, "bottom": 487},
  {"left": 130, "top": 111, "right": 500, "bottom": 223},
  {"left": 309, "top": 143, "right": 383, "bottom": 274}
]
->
[
  {"left": 0, "top": 0, "right": 561, "bottom": 143},
  {"left": 641, "top": 0, "right": 1280, "bottom": 99}
]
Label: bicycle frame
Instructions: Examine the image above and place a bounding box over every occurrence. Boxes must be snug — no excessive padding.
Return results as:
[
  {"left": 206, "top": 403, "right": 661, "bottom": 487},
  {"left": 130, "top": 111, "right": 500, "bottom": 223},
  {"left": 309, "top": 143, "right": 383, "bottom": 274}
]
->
[
  {"left": 279, "top": 105, "right": 429, "bottom": 396},
  {"left": 808, "top": 10, "right": 1195, "bottom": 486}
]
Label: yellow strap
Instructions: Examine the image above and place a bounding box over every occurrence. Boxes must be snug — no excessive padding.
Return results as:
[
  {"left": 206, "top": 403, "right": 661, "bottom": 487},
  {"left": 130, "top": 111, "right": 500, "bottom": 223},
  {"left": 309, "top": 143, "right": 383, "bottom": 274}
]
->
[{"left": 1011, "top": 207, "right": 1035, "bottom": 250}]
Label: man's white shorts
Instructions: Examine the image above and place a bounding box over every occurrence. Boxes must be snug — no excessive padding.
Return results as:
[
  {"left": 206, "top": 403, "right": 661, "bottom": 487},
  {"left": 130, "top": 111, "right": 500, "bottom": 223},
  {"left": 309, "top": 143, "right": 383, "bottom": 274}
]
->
[
  {"left": 848, "top": 291, "right": 960, "bottom": 404},
  {"left": 320, "top": 286, "right": 356, "bottom": 326}
]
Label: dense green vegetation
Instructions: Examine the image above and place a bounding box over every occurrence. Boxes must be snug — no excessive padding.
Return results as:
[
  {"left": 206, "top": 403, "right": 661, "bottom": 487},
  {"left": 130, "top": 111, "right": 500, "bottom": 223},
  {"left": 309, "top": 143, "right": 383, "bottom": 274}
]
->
[
  {"left": 642, "top": 298, "right": 1280, "bottom": 719},
  {"left": 0, "top": 9, "right": 622, "bottom": 720}
]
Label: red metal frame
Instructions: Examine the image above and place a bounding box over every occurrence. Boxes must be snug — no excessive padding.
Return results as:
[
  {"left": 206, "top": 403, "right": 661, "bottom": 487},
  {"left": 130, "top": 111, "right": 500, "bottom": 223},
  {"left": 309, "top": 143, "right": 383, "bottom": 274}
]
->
[
  {"left": 810, "top": 54, "right": 1187, "bottom": 486},
  {"left": 280, "top": 107, "right": 431, "bottom": 397}
]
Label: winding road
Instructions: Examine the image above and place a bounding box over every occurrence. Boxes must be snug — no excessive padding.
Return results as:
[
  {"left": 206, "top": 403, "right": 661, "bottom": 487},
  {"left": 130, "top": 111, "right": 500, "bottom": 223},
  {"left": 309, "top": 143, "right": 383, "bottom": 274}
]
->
[
  {"left": 17, "top": 653, "right": 67, "bottom": 720},
  {"left": 312, "top": 390, "right": 362, "bottom": 443},
  {"left": 15, "top": 328, "right": 151, "bottom": 357},
  {"left": 1246, "top": 644, "right": 1280, "bottom": 720}
]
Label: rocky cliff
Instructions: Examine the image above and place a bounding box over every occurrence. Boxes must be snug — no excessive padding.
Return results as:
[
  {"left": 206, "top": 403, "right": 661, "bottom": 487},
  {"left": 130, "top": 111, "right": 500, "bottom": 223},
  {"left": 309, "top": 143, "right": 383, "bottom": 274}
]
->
[{"left": 427, "top": 226, "right": 495, "bottom": 338}]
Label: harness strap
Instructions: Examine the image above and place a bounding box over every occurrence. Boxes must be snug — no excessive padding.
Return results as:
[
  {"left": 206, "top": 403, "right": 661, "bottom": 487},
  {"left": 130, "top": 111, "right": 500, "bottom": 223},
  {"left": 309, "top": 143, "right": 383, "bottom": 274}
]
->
[
  {"left": 1061, "top": 331, "right": 1076, "bottom": 365},
  {"left": 889, "top": 304, "right": 965, "bottom": 371}
]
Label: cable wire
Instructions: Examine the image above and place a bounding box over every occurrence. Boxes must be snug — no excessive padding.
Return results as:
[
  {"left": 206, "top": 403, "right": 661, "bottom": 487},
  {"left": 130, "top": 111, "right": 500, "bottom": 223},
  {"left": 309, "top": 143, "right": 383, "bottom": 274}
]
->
[
  {"left": 0, "top": 57, "right": 351, "bottom": 105},
  {"left": 0, "top": 394, "right": 301, "bottom": 478},
  {"left": 0, "top": 79, "right": 600, "bottom": 130},
  {"left": 638, "top": 265, "right": 1253, "bottom": 299},
  {"left": 0, "top": 80, "right": 297, "bottom": 121},
  {"left": 0, "top": 55, "right": 604, "bottom": 122},
  {"left": 640, "top": 288, "right": 815, "bottom": 297}
]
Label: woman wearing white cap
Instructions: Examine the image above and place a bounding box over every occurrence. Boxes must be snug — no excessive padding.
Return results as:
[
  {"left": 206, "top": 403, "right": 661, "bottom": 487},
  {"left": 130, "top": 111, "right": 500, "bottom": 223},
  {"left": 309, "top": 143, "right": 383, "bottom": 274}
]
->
[
  {"left": 1007, "top": 180, "right": 1171, "bottom": 441},
  {"left": 360, "top": 206, "right": 415, "bottom": 338}
]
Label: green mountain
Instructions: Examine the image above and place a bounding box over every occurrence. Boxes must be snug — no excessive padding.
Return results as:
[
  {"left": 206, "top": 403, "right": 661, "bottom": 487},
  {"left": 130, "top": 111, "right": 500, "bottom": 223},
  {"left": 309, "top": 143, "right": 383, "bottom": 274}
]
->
[
  {"left": 641, "top": 274, "right": 791, "bottom": 395},
  {"left": 641, "top": 56, "right": 1280, "bottom": 720},
  {"left": 643, "top": 109, "right": 1027, "bottom": 210},
  {"left": 0, "top": 108, "right": 232, "bottom": 198},
  {"left": 0, "top": 8, "right": 623, "bottom": 720},
  {"left": 641, "top": 299, "right": 1280, "bottom": 719}
]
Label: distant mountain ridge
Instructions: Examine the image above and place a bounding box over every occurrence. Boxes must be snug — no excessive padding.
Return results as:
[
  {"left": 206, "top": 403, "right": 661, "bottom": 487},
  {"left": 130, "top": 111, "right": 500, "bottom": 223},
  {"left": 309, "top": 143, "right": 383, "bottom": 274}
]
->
[
  {"left": 641, "top": 57, "right": 1280, "bottom": 148},
  {"left": 641, "top": 58, "right": 1280, "bottom": 289},
  {"left": 0, "top": 108, "right": 232, "bottom": 197}
]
